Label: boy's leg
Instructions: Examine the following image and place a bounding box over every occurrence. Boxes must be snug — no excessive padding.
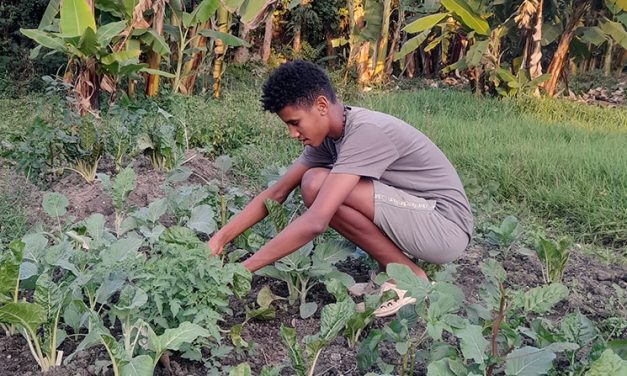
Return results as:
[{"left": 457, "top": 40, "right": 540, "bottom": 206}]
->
[{"left": 300, "top": 168, "right": 428, "bottom": 280}]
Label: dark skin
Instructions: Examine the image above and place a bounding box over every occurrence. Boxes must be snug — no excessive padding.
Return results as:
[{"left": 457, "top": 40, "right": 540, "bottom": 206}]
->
[{"left": 207, "top": 95, "right": 428, "bottom": 280}]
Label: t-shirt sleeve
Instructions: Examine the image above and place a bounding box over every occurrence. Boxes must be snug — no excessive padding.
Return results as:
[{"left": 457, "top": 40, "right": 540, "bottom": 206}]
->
[
  {"left": 297, "top": 144, "right": 334, "bottom": 168},
  {"left": 331, "top": 124, "right": 399, "bottom": 178}
]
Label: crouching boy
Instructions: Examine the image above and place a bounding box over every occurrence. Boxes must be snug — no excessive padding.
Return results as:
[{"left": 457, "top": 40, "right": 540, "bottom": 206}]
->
[{"left": 208, "top": 60, "right": 473, "bottom": 317}]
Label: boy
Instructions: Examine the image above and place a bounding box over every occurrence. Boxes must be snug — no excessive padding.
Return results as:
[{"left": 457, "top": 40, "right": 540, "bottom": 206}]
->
[{"left": 208, "top": 61, "right": 473, "bottom": 317}]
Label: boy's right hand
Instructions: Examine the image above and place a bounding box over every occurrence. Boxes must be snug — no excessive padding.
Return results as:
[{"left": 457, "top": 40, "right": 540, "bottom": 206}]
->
[{"left": 208, "top": 236, "right": 223, "bottom": 256}]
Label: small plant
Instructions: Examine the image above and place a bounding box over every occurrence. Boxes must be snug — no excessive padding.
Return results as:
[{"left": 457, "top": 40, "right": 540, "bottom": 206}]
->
[
  {"left": 359, "top": 261, "right": 574, "bottom": 375},
  {"left": 258, "top": 199, "right": 354, "bottom": 318},
  {"left": 137, "top": 110, "right": 183, "bottom": 172},
  {"left": 533, "top": 234, "right": 572, "bottom": 284},
  {"left": 0, "top": 273, "right": 70, "bottom": 372},
  {"left": 486, "top": 215, "right": 523, "bottom": 256},
  {"left": 0, "top": 240, "right": 24, "bottom": 336},
  {"left": 280, "top": 298, "right": 355, "bottom": 376},
  {"left": 98, "top": 167, "right": 136, "bottom": 236},
  {"left": 61, "top": 116, "right": 104, "bottom": 184}
]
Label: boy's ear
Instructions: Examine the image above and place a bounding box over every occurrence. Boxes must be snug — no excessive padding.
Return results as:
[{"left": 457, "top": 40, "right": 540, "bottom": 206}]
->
[{"left": 315, "top": 95, "right": 329, "bottom": 115}]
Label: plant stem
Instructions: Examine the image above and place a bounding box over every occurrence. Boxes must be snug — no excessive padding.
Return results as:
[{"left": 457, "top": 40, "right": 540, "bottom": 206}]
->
[{"left": 487, "top": 282, "right": 508, "bottom": 376}]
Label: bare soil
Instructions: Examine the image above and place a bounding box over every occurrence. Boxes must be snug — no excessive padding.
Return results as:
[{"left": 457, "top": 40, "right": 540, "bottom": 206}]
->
[{"left": 0, "top": 156, "right": 625, "bottom": 375}]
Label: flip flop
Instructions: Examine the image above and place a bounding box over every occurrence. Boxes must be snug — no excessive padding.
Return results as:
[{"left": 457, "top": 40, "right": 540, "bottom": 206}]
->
[
  {"left": 373, "top": 282, "right": 416, "bottom": 318},
  {"left": 353, "top": 282, "right": 416, "bottom": 317}
]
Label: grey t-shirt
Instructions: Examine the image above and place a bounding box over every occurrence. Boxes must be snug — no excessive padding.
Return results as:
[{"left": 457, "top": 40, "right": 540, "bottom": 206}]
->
[{"left": 297, "top": 106, "right": 473, "bottom": 237}]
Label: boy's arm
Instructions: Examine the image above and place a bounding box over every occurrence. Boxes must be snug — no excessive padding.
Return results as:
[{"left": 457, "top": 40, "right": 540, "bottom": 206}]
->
[
  {"left": 208, "top": 161, "right": 310, "bottom": 255},
  {"left": 242, "top": 172, "right": 360, "bottom": 272}
]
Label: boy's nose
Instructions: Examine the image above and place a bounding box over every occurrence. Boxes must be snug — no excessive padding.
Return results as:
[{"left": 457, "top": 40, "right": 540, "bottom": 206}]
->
[{"left": 288, "top": 126, "right": 299, "bottom": 139}]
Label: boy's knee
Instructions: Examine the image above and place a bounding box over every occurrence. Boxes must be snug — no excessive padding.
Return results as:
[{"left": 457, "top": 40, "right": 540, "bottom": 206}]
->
[{"left": 300, "top": 168, "right": 330, "bottom": 207}]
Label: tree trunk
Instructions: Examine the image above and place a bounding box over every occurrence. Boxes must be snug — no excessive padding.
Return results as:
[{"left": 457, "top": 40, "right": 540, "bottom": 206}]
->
[
  {"left": 372, "top": 0, "right": 392, "bottom": 82},
  {"left": 528, "top": 0, "right": 543, "bottom": 79},
  {"left": 212, "top": 4, "right": 229, "bottom": 98},
  {"left": 180, "top": 21, "right": 210, "bottom": 94},
  {"left": 146, "top": 0, "right": 166, "bottom": 96},
  {"left": 543, "top": 0, "right": 589, "bottom": 97},
  {"left": 357, "top": 42, "right": 371, "bottom": 83},
  {"left": 233, "top": 23, "right": 251, "bottom": 64},
  {"left": 603, "top": 38, "right": 613, "bottom": 77},
  {"left": 262, "top": 6, "right": 274, "bottom": 64},
  {"left": 384, "top": 5, "right": 403, "bottom": 78}
]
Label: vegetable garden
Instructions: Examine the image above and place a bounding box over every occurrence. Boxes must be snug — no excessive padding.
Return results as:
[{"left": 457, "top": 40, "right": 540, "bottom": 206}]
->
[{"left": 1, "top": 0, "right": 626, "bottom": 375}]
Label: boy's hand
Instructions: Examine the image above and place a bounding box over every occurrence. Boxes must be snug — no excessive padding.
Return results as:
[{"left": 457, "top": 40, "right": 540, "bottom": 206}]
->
[{"left": 208, "top": 236, "right": 223, "bottom": 256}]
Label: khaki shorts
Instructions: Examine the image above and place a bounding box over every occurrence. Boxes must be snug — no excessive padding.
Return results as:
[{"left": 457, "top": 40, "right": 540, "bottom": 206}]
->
[{"left": 372, "top": 181, "right": 469, "bottom": 264}]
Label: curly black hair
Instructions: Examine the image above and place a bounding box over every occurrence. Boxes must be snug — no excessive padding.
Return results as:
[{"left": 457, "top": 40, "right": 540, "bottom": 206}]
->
[{"left": 261, "top": 60, "right": 337, "bottom": 113}]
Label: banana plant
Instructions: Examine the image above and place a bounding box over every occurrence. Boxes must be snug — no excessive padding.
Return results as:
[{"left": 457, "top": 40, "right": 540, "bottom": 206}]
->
[
  {"left": 166, "top": 0, "right": 250, "bottom": 95},
  {"left": 20, "top": 0, "right": 172, "bottom": 114}
]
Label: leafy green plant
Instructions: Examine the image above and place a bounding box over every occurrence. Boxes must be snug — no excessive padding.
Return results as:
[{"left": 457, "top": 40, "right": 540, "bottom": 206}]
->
[
  {"left": 0, "top": 240, "right": 25, "bottom": 335},
  {"left": 0, "top": 273, "right": 70, "bottom": 372},
  {"left": 280, "top": 298, "right": 355, "bottom": 376},
  {"left": 257, "top": 199, "right": 354, "bottom": 318},
  {"left": 486, "top": 215, "right": 524, "bottom": 255},
  {"left": 533, "top": 234, "right": 572, "bottom": 284},
  {"left": 81, "top": 313, "right": 209, "bottom": 376},
  {"left": 98, "top": 167, "right": 136, "bottom": 236},
  {"left": 138, "top": 233, "right": 250, "bottom": 337},
  {"left": 137, "top": 110, "right": 183, "bottom": 172},
  {"left": 359, "top": 261, "right": 574, "bottom": 375}
]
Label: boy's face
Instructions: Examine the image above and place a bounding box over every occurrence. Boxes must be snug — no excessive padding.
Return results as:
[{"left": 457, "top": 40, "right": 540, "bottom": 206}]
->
[{"left": 277, "top": 98, "right": 329, "bottom": 147}]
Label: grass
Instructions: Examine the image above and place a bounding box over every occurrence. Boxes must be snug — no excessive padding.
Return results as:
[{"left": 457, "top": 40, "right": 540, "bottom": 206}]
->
[
  {"left": 0, "top": 165, "right": 28, "bottom": 245},
  {"left": 0, "top": 79, "right": 625, "bottom": 249}
]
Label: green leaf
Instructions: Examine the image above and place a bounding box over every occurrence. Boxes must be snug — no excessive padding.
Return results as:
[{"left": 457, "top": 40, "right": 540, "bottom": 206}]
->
[
  {"left": 121, "top": 355, "right": 154, "bottom": 376},
  {"left": 312, "top": 241, "right": 352, "bottom": 264},
  {"left": 187, "top": 205, "right": 217, "bottom": 235},
  {"left": 357, "top": 329, "right": 384, "bottom": 371},
  {"left": 239, "top": 0, "right": 270, "bottom": 24},
  {"left": 102, "top": 236, "right": 143, "bottom": 266},
  {"left": 356, "top": 0, "right": 384, "bottom": 42},
  {"left": 197, "top": 29, "right": 250, "bottom": 47},
  {"left": 317, "top": 299, "right": 355, "bottom": 342},
  {"left": 264, "top": 199, "right": 288, "bottom": 233},
  {"left": 79, "top": 26, "right": 98, "bottom": 56},
  {"left": 386, "top": 263, "right": 431, "bottom": 301},
  {"left": 151, "top": 322, "right": 210, "bottom": 355},
  {"left": 523, "top": 283, "right": 568, "bottom": 313},
  {"left": 585, "top": 349, "right": 627, "bottom": 375},
  {"left": 579, "top": 27, "right": 609, "bottom": 46},
  {"left": 404, "top": 13, "right": 449, "bottom": 33},
  {"left": 299, "top": 302, "right": 317, "bottom": 319},
  {"left": 38, "top": 0, "right": 61, "bottom": 29},
  {"left": 112, "top": 167, "right": 135, "bottom": 211},
  {"left": 101, "top": 49, "right": 141, "bottom": 65},
  {"left": 280, "top": 325, "right": 306, "bottom": 376},
  {"left": 395, "top": 30, "right": 431, "bottom": 61},
  {"left": 60, "top": 0, "right": 97, "bottom": 37},
  {"left": 43, "top": 192, "right": 69, "bottom": 217},
  {"left": 441, "top": 0, "right": 490, "bottom": 35},
  {"left": 560, "top": 311, "right": 598, "bottom": 347},
  {"left": 599, "top": 20, "right": 627, "bottom": 49},
  {"left": 191, "top": 0, "right": 220, "bottom": 24},
  {"left": 0, "top": 241, "right": 22, "bottom": 299},
  {"left": 20, "top": 29, "right": 66, "bottom": 52},
  {"left": 427, "top": 358, "right": 456, "bottom": 376},
  {"left": 34, "top": 273, "right": 67, "bottom": 321},
  {"left": 542, "top": 22, "right": 562, "bottom": 46},
  {"left": 140, "top": 30, "right": 170, "bottom": 55},
  {"left": 606, "top": 0, "right": 627, "bottom": 14},
  {"left": 96, "top": 21, "right": 127, "bottom": 46},
  {"left": 139, "top": 68, "right": 175, "bottom": 78},
  {"left": 229, "top": 363, "right": 252, "bottom": 376},
  {"left": 0, "top": 302, "right": 46, "bottom": 335},
  {"left": 455, "top": 324, "right": 488, "bottom": 364},
  {"left": 466, "top": 39, "right": 489, "bottom": 66},
  {"left": 505, "top": 346, "right": 556, "bottom": 376}
]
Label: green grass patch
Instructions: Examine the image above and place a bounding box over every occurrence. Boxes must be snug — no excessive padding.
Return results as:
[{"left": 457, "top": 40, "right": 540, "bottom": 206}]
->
[{"left": 0, "top": 165, "right": 28, "bottom": 245}]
